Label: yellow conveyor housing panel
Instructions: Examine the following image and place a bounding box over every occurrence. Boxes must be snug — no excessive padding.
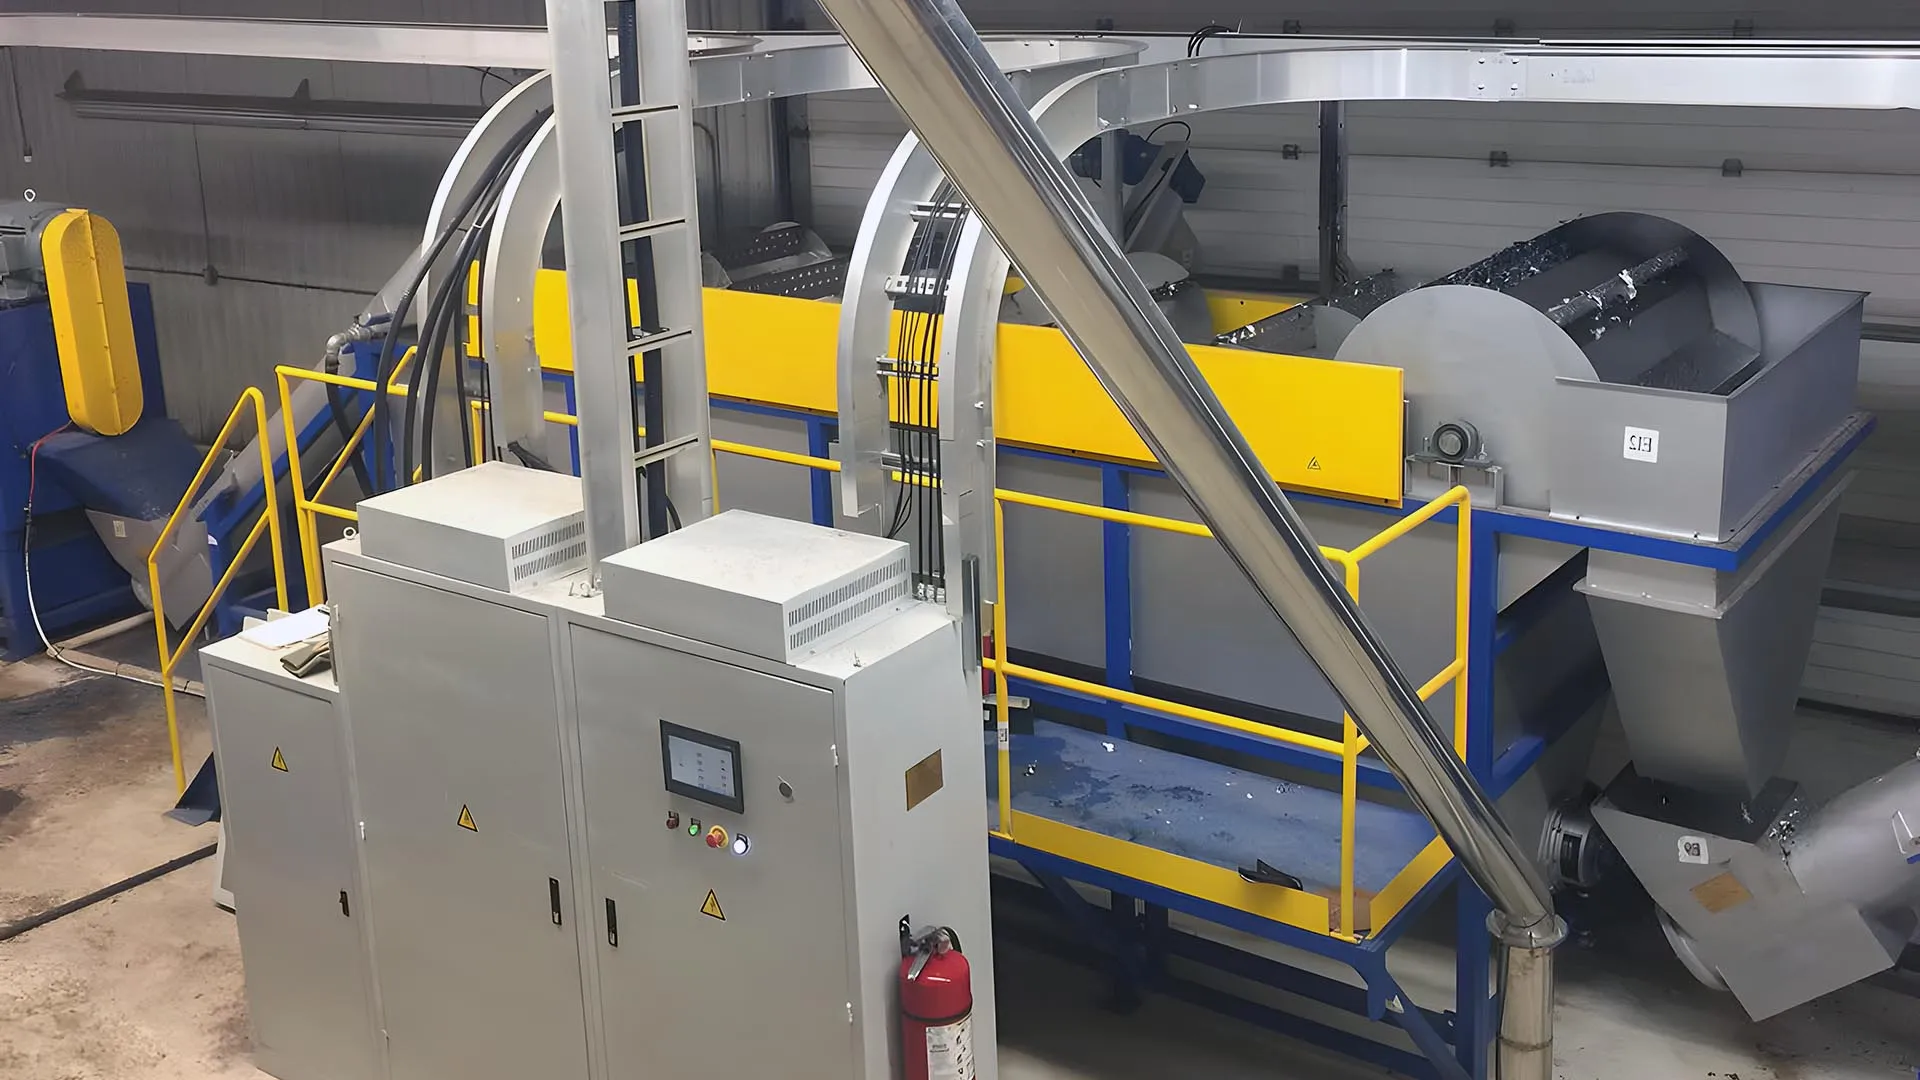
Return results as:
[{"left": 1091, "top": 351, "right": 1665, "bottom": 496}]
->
[
  {"left": 41, "top": 209, "right": 143, "bottom": 436},
  {"left": 528, "top": 270, "right": 1405, "bottom": 506}
]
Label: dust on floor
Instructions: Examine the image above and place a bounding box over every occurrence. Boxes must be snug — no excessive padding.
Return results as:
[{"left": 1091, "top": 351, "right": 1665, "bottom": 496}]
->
[{"left": 0, "top": 660, "right": 259, "bottom": 1080}]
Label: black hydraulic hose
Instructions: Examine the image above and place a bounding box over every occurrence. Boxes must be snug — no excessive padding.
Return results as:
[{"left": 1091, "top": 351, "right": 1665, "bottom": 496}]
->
[
  {"left": 323, "top": 350, "right": 375, "bottom": 496},
  {"left": 372, "top": 106, "right": 548, "bottom": 491},
  {"left": 0, "top": 843, "right": 218, "bottom": 943},
  {"left": 406, "top": 209, "right": 494, "bottom": 484},
  {"left": 419, "top": 216, "right": 493, "bottom": 481}
]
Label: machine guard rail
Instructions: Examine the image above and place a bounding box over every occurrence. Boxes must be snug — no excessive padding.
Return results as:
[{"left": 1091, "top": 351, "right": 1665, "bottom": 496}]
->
[
  {"left": 279, "top": 400, "right": 1469, "bottom": 940},
  {"left": 147, "top": 386, "right": 288, "bottom": 793}
]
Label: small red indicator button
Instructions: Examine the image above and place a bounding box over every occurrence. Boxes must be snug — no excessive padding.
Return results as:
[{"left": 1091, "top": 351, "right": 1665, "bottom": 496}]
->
[{"left": 665, "top": 811, "right": 681, "bottom": 830}]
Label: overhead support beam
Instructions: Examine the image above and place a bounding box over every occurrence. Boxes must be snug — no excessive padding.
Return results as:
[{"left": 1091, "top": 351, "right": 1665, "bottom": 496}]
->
[{"left": 0, "top": 15, "right": 559, "bottom": 67}]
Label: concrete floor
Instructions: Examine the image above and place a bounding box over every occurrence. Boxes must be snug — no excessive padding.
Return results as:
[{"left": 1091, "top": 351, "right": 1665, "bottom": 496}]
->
[{"left": 3, "top": 658, "right": 1918, "bottom": 1080}]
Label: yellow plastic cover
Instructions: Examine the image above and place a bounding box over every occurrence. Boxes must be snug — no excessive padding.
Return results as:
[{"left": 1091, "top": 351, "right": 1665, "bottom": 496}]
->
[{"left": 42, "top": 209, "right": 143, "bottom": 436}]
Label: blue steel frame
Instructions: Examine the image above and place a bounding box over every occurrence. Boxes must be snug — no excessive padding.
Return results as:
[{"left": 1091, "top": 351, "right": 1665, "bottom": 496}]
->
[{"left": 555, "top": 380, "right": 1875, "bottom": 1078}]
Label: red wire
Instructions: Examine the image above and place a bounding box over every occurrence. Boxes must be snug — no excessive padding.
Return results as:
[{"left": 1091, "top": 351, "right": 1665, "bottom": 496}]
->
[{"left": 24, "top": 423, "right": 72, "bottom": 512}]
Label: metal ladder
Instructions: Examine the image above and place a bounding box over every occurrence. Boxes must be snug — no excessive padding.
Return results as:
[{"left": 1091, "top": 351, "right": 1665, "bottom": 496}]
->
[{"left": 543, "top": 0, "right": 712, "bottom": 573}]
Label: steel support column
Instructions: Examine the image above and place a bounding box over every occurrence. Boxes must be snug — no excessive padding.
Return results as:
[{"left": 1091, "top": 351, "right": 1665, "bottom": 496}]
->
[{"left": 545, "top": 0, "right": 641, "bottom": 569}]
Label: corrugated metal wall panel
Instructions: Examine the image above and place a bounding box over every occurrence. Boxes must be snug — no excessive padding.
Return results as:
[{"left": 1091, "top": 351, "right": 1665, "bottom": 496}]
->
[
  {"left": 141, "top": 274, "right": 365, "bottom": 436},
  {"left": 805, "top": 95, "right": 1920, "bottom": 314},
  {"left": 0, "top": 0, "right": 544, "bottom": 440}
]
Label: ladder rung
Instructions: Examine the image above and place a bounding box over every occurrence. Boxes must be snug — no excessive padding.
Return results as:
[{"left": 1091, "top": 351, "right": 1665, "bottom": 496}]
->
[
  {"left": 910, "top": 202, "right": 968, "bottom": 221},
  {"left": 618, "top": 216, "right": 689, "bottom": 243},
  {"left": 632, "top": 433, "right": 701, "bottom": 469},
  {"left": 611, "top": 103, "right": 677, "bottom": 124},
  {"left": 625, "top": 327, "right": 695, "bottom": 356}
]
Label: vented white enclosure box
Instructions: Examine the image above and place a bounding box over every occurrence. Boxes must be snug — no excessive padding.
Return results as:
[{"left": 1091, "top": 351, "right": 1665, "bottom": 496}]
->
[
  {"left": 600, "top": 509, "right": 911, "bottom": 662},
  {"left": 355, "top": 462, "right": 587, "bottom": 592}
]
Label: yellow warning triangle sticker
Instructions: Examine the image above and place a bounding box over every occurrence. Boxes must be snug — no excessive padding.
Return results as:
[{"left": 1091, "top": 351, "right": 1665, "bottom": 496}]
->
[
  {"left": 1307, "top": 456, "right": 1323, "bottom": 470},
  {"left": 456, "top": 805, "right": 477, "bottom": 832},
  {"left": 700, "top": 889, "right": 725, "bottom": 921},
  {"left": 270, "top": 747, "right": 288, "bottom": 772}
]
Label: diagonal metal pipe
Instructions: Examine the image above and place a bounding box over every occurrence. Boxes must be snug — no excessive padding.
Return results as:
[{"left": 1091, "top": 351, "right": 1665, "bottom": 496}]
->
[{"left": 809, "top": 0, "right": 1563, "bottom": 1074}]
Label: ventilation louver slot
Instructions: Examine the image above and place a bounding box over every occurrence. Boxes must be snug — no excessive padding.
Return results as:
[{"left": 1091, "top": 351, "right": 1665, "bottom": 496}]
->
[
  {"left": 786, "top": 554, "right": 910, "bottom": 652},
  {"left": 508, "top": 520, "right": 589, "bottom": 588}
]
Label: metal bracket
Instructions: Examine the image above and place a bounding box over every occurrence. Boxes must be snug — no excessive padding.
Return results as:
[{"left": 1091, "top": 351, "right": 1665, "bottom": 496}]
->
[
  {"left": 631, "top": 432, "right": 701, "bottom": 469},
  {"left": 1406, "top": 454, "right": 1504, "bottom": 509},
  {"left": 1468, "top": 52, "right": 1526, "bottom": 100}
]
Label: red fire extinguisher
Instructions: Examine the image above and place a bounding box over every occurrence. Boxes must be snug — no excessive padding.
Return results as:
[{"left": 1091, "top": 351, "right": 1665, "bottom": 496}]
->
[{"left": 899, "top": 919, "right": 975, "bottom": 1080}]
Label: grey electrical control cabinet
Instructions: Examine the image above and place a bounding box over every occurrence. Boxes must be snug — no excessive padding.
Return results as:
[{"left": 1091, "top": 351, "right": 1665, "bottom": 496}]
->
[
  {"left": 201, "top": 635, "right": 379, "bottom": 1080},
  {"left": 355, "top": 460, "right": 588, "bottom": 593},
  {"left": 581, "top": 511, "right": 997, "bottom": 1080},
  {"left": 299, "top": 469, "right": 993, "bottom": 1080},
  {"left": 328, "top": 559, "right": 590, "bottom": 1080}
]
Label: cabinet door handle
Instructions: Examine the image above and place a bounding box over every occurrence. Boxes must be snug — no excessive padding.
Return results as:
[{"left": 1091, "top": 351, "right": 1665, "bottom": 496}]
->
[
  {"left": 605, "top": 898, "right": 619, "bottom": 948},
  {"left": 549, "top": 878, "right": 564, "bottom": 926},
  {"left": 338, "top": 890, "right": 351, "bottom": 917}
]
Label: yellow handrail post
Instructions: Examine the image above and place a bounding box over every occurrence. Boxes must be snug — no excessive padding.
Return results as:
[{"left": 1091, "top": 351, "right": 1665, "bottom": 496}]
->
[
  {"left": 277, "top": 347, "right": 418, "bottom": 606},
  {"left": 1336, "top": 554, "right": 1361, "bottom": 940},
  {"left": 148, "top": 386, "right": 289, "bottom": 794},
  {"left": 992, "top": 500, "right": 1014, "bottom": 838},
  {"left": 1453, "top": 491, "right": 1472, "bottom": 759},
  {"left": 279, "top": 367, "right": 326, "bottom": 606}
]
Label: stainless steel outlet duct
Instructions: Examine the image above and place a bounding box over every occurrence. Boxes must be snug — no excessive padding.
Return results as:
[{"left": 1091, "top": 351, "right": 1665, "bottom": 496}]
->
[{"left": 809, "top": 0, "right": 1561, "bottom": 1072}]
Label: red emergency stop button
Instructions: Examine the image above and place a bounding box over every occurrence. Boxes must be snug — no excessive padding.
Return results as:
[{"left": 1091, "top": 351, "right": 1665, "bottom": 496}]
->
[{"left": 705, "top": 825, "right": 730, "bottom": 849}]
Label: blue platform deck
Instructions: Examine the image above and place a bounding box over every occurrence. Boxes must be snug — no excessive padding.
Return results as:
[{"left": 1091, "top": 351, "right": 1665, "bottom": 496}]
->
[{"left": 989, "top": 719, "right": 1437, "bottom": 898}]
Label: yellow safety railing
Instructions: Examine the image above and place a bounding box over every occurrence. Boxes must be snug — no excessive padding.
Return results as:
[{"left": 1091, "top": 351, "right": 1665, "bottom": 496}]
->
[
  {"left": 986, "top": 486, "right": 1469, "bottom": 939},
  {"left": 275, "top": 352, "right": 416, "bottom": 603},
  {"left": 149, "top": 386, "right": 289, "bottom": 793},
  {"left": 282, "top": 392, "right": 1470, "bottom": 938}
]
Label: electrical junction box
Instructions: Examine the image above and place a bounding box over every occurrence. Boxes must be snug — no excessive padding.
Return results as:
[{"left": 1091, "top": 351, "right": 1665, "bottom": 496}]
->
[
  {"left": 599, "top": 508, "right": 912, "bottom": 663},
  {"left": 354, "top": 460, "right": 586, "bottom": 592}
]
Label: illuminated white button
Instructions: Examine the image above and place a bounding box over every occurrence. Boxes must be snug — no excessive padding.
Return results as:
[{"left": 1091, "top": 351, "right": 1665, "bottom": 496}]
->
[{"left": 731, "top": 834, "right": 751, "bottom": 856}]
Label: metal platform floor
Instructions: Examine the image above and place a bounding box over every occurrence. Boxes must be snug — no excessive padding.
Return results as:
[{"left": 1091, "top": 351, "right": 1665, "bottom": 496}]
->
[{"left": 988, "top": 719, "right": 1434, "bottom": 899}]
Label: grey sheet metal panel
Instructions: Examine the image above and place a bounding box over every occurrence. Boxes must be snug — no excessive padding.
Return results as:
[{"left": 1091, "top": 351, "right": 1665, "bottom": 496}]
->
[
  {"left": 1580, "top": 478, "right": 1849, "bottom": 799},
  {"left": 1549, "top": 285, "right": 1864, "bottom": 542},
  {"left": 832, "top": 614, "right": 1000, "bottom": 1080},
  {"left": 1128, "top": 477, "right": 1599, "bottom": 745},
  {"left": 328, "top": 563, "right": 589, "bottom": 1080},
  {"left": 1787, "top": 756, "right": 1920, "bottom": 919},
  {"left": 202, "top": 645, "right": 379, "bottom": 1080},
  {"left": 1593, "top": 769, "right": 1908, "bottom": 1020},
  {"left": 568, "top": 627, "right": 859, "bottom": 1080},
  {"left": 1334, "top": 285, "right": 1595, "bottom": 512},
  {"left": 711, "top": 409, "right": 821, "bottom": 525},
  {"left": 997, "top": 453, "right": 1107, "bottom": 672}
]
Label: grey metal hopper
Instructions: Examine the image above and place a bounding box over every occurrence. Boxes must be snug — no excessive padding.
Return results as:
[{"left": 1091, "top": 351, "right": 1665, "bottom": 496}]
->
[{"left": 1579, "top": 477, "right": 1848, "bottom": 798}]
